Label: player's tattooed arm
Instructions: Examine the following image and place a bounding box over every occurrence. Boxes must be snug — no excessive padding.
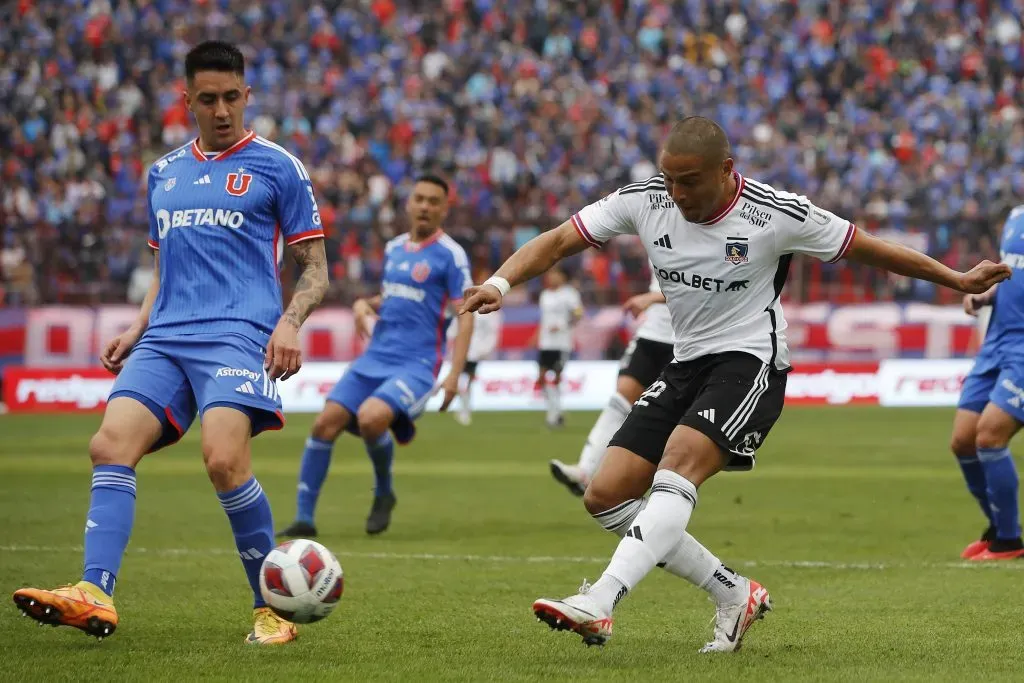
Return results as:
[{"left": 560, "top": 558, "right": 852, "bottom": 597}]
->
[{"left": 282, "top": 238, "right": 329, "bottom": 329}]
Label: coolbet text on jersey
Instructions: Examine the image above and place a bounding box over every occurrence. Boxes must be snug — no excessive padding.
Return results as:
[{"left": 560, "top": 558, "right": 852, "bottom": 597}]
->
[{"left": 111, "top": 132, "right": 324, "bottom": 444}]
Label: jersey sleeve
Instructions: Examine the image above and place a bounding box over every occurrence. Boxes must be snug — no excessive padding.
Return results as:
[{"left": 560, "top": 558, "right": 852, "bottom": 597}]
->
[
  {"left": 571, "top": 187, "right": 642, "bottom": 248},
  {"left": 274, "top": 157, "right": 325, "bottom": 246},
  {"left": 146, "top": 166, "right": 160, "bottom": 250},
  {"left": 446, "top": 242, "right": 473, "bottom": 303},
  {"left": 773, "top": 195, "right": 857, "bottom": 263}
]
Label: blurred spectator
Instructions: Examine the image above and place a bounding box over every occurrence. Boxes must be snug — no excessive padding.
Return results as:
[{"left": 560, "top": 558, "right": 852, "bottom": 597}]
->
[{"left": 1, "top": 0, "right": 1023, "bottom": 306}]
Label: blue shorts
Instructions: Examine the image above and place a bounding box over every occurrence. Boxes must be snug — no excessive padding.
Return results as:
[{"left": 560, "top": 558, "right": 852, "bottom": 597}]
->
[
  {"left": 326, "top": 359, "right": 436, "bottom": 444},
  {"left": 958, "top": 351, "right": 1024, "bottom": 423},
  {"left": 110, "top": 333, "right": 284, "bottom": 452}
]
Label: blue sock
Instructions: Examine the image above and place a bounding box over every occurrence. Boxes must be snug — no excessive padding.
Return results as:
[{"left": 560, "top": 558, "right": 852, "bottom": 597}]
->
[
  {"left": 366, "top": 432, "right": 394, "bottom": 498},
  {"left": 218, "top": 477, "right": 274, "bottom": 609},
  {"left": 82, "top": 465, "right": 137, "bottom": 597},
  {"left": 956, "top": 456, "right": 994, "bottom": 527},
  {"left": 978, "top": 447, "right": 1021, "bottom": 540},
  {"left": 296, "top": 437, "right": 334, "bottom": 524}
]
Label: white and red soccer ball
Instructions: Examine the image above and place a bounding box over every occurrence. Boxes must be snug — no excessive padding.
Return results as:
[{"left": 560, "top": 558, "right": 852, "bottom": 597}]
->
[{"left": 259, "top": 539, "right": 344, "bottom": 624}]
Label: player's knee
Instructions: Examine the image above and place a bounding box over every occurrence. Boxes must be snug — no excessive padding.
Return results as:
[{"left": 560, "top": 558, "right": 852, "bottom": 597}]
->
[
  {"left": 356, "top": 404, "right": 391, "bottom": 442},
  {"left": 660, "top": 432, "right": 721, "bottom": 486},
  {"left": 975, "top": 424, "right": 1011, "bottom": 451},
  {"left": 950, "top": 431, "right": 976, "bottom": 459},
  {"left": 88, "top": 428, "right": 138, "bottom": 467},
  {"left": 312, "top": 411, "right": 346, "bottom": 442},
  {"left": 583, "top": 482, "right": 624, "bottom": 517},
  {"left": 202, "top": 444, "right": 249, "bottom": 490}
]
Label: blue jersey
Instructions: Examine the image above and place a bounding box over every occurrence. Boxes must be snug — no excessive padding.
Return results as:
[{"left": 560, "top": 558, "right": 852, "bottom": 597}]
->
[
  {"left": 361, "top": 232, "right": 472, "bottom": 376},
  {"left": 983, "top": 205, "right": 1024, "bottom": 359},
  {"left": 145, "top": 132, "right": 324, "bottom": 342}
]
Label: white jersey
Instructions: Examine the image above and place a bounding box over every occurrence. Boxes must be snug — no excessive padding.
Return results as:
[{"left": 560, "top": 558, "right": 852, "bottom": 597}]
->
[
  {"left": 572, "top": 173, "right": 855, "bottom": 370},
  {"left": 446, "top": 310, "right": 502, "bottom": 362},
  {"left": 635, "top": 270, "right": 674, "bottom": 344},
  {"left": 538, "top": 284, "right": 583, "bottom": 352}
]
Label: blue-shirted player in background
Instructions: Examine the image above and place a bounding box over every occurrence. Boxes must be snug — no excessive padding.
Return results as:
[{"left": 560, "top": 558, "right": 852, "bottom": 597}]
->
[
  {"left": 12, "top": 42, "right": 329, "bottom": 644},
  {"left": 278, "top": 175, "right": 474, "bottom": 537},
  {"left": 952, "top": 204, "right": 1024, "bottom": 561}
]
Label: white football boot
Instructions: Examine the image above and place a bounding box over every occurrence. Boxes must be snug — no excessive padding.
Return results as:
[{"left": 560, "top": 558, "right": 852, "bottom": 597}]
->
[
  {"left": 548, "top": 459, "right": 588, "bottom": 497},
  {"left": 699, "top": 578, "right": 772, "bottom": 653},
  {"left": 533, "top": 580, "right": 613, "bottom": 647}
]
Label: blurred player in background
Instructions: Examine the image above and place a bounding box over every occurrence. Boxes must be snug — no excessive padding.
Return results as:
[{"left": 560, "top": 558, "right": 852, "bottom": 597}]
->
[
  {"left": 952, "top": 204, "right": 1024, "bottom": 561},
  {"left": 462, "top": 116, "right": 1009, "bottom": 652},
  {"left": 278, "top": 175, "right": 473, "bottom": 538},
  {"left": 536, "top": 267, "right": 583, "bottom": 428},
  {"left": 449, "top": 269, "right": 503, "bottom": 426},
  {"left": 12, "top": 41, "right": 328, "bottom": 645},
  {"left": 550, "top": 268, "right": 674, "bottom": 495}
]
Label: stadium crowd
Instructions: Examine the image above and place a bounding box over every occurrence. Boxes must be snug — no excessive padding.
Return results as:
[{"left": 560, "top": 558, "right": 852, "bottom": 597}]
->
[{"left": 1, "top": 0, "right": 1022, "bottom": 307}]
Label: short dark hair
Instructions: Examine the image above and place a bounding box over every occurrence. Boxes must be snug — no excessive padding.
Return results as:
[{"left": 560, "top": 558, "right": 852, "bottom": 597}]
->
[
  {"left": 414, "top": 173, "right": 449, "bottom": 196},
  {"left": 663, "top": 116, "right": 731, "bottom": 163},
  {"left": 185, "top": 41, "right": 244, "bottom": 81}
]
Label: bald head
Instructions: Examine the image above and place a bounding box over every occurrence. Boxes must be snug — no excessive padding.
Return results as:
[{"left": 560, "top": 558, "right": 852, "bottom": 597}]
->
[
  {"left": 658, "top": 117, "right": 737, "bottom": 223},
  {"left": 663, "top": 116, "right": 731, "bottom": 164}
]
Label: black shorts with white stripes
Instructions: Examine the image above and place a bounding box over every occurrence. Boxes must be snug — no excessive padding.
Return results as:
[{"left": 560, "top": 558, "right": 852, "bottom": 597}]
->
[
  {"left": 619, "top": 337, "right": 675, "bottom": 388},
  {"left": 608, "top": 352, "right": 786, "bottom": 471}
]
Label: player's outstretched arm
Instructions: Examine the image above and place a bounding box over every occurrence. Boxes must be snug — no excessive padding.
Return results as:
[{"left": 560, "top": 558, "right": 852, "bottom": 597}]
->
[
  {"left": 101, "top": 252, "right": 159, "bottom": 374},
  {"left": 460, "top": 220, "right": 589, "bottom": 314},
  {"left": 623, "top": 291, "right": 667, "bottom": 317},
  {"left": 266, "top": 238, "right": 329, "bottom": 381},
  {"left": 439, "top": 312, "right": 474, "bottom": 411},
  {"left": 353, "top": 294, "right": 382, "bottom": 339},
  {"left": 844, "top": 229, "right": 1011, "bottom": 294}
]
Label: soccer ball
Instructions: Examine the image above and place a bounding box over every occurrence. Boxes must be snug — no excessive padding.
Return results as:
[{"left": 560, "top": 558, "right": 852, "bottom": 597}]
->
[{"left": 259, "top": 539, "right": 344, "bottom": 624}]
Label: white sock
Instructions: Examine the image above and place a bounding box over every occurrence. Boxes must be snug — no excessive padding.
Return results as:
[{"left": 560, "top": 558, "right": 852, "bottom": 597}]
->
[
  {"left": 458, "top": 386, "right": 470, "bottom": 418},
  {"left": 587, "top": 470, "right": 698, "bottom": 612},
  {"left": 543, "top": 384, "right": 558, "bottom": 421},
  {"left": 577, "top": 393, "right": 632, "bottom": 478},
  {"left": 591, "top": 493, "right": 743, "bottom": 605}
]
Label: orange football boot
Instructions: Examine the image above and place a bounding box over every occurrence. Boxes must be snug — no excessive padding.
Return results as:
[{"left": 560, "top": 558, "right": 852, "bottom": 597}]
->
[
  {"left": 13, "top": 581, "right": 117, "bottom": 640},
  {"left": 245, "top": 607, "right": 297, "bottom": 645}
]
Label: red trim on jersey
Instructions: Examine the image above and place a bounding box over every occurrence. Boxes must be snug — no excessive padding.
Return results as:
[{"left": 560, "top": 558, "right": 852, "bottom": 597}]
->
[
  {"left": 273, "top": 223, "right": 282, "bottom": 283},
  {"left": 147, "top": 239, "right": 159, "bottom": 250},
  {"left": 405, "top": 229, "right": 444, "bottom": 252},
  {"left": 285, "top": 230, "right": 325, "bottom": 245},
  {"left": 697, "top": 172, "right": 744, "bottom": 226},
  {"left": 434, "top": 293, "right": 449, "bottom": 376},
  {"left": 190, "top": 130, "right": 257, "bottom": 162},
  {"left": 828, "top": 223, "right": 857, "bottom": 263},
  {"left": 571, "top": 213, "right": 602, "bottom": 249},
  {"left": 260, "top": 411, "right": 286, "bottom": 432}
]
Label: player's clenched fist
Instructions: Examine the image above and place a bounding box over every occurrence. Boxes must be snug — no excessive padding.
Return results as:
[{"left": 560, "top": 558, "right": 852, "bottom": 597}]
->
[
  {"left": 958, "top": 260, "right": 1012, "bottom": 294},
  {"left": 265, "top": 319, "right": 302, "bottom": 381},
  {"left": 459, "top": 284, "right": 503, "bottom": 315},
  {"left": 100, "top": 326, "right": 143, "bottom": 375}
]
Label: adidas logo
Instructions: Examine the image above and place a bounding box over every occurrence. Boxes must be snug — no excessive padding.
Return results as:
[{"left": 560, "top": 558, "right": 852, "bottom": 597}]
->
[
  {"left": 239, "top": 547, "right": 265, "bottom": 561},
  {"left": 235, "top": 381, "right": 256, "bottom": 395},
  {"left": 193, "top": 174, "right": 212, "bottom": 185},
  {"left": 698, "top": 408, "right": 716, "bottom": 423},
  {"left": 653, "top": 234, "right": 673, "bottom": 248},
  {"left": 625, "top": 525, "right": 644, "bottom": 541}
]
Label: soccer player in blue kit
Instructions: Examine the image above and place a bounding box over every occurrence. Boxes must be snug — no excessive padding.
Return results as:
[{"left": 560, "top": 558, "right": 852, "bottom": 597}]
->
[
  {"left": 952, "top": 204, "right": 1024, "bottom": 561},
  {"left": 12, "top": 42, "right": 329, "bottom": 644},
  {"left": 278, "top": 175, "right": 474, "bottom": 538}
]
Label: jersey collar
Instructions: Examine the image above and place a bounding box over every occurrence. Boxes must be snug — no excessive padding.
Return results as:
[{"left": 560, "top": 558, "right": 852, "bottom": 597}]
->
[
  {"left": 404, "top": 229, "right": 444, "bottom": 252},
  {"left": 695, "top": 171, "right": 744, "bottom": 226},
  {"left": 191, "top": 130, "right": 256, "bottom": 162}
]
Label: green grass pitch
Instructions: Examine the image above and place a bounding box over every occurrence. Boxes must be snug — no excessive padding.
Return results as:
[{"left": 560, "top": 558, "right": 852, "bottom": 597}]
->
[{"left": 1, "top": 407, "right": 1022, "bottom": 681}]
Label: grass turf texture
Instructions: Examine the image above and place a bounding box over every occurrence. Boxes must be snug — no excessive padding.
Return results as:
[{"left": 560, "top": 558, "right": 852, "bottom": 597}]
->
[{"left": 1, "top": 406, "right": 1022, "bottom": 682}]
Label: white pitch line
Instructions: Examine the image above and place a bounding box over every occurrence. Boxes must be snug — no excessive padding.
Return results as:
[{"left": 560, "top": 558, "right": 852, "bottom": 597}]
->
[{"left": 1, "top": 545, "right": 1022, "bottom": 571}]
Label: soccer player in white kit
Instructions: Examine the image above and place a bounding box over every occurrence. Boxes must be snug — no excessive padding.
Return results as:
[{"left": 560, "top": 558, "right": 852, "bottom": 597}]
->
[
  {"left": 550, "top": 269, "right": 674, "bottom": 495},
  {"left": 450, "top": 305, "right": 503, "bottom": 426},
  {"left": 536, "top": 268, "right": 583, "bottom": 427},
  {"left": 462, "top": 117, "right": 1009, "bottom": 652}
]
